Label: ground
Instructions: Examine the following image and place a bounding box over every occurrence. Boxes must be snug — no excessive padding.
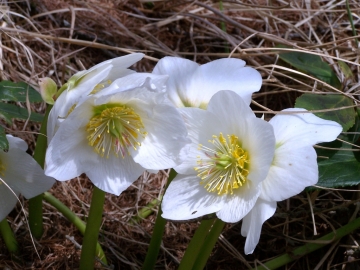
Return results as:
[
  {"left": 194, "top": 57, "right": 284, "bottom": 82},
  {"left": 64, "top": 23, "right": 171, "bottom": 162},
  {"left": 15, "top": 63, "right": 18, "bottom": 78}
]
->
[{"left": 1, "top": 0, "right": 360, "bottom": 269}]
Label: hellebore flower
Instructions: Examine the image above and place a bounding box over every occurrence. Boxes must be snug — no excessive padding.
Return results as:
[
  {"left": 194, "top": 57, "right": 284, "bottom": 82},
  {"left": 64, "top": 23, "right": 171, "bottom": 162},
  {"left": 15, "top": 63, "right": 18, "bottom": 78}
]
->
[
  {"left": 0, "top": 135, "right": 55, "bottom": 221},
  {"left": 161, "top": 90, "right": 342, "bottom": 254},
  {"left": 47, "top": 53, "right": 144, "bottom": 141},
  {"left": 241, "top": 108, "right": 342, "bottom": 254},
  {"left": 152, "top": 57, "right": 262, "bottom": 108},
  {"left": 45, "top": 73, "right": 190, "bottom": 195}
]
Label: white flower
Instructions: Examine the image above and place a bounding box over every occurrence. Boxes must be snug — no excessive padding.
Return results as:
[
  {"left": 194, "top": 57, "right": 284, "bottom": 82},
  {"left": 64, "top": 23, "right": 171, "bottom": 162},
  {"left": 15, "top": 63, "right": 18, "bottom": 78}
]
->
[
  {"left": 152, "top": 57, "right": 262, "bottom": 108},
  {"left": 45, "top": 73, "right": 191, "bottom": 195},
  {"left": 47, "top": 53, "right": 144, "bottom": 141},
  {"left": 0, "top": 135, "right": 55, "bottom": 221},
  {"left": 241, "top": 108, "right": 342, "bottom": 254},
  {"left": 162, "top": 90, "right": 275, "bottom": 220},
  {"left": 161, "top": 90, "right": 342, "bottom": 254}
]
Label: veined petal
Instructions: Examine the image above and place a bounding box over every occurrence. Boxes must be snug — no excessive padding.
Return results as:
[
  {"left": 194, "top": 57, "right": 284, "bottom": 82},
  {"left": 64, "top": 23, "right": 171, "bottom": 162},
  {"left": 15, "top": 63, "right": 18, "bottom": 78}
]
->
[
  {"left": 48, "top": 54, "right": 144, "bottom": 142},
  {"left": 260, "top": 109, "right": 342, "bottom": 202},
  {"left": 241, "top": 198, "right": 277, "bottom": 254},
  {"left": 99, "top": 73, "right": 168, "bottom": 96},
  {"left": 66, "top": 64, "right": 113, "bottom": 107},
  {"left": 189, "top": 58, "right": 261, "bottom": 106},
  {"left": 85, "top": 154, "right": 145, "bottom": 196},
  {"left": 216, "top": 181, "right": 261, "bottom": 223},
  {"left": 0, "top": 183, "right": 19, "bottom": 221},
  {"left": 153, "top": 57, "right": 199, "bottom": 107},
  {"left": 243, "top": 117, "right": 275, "bottom": 185},
  {"left": 153, "top": 57, "right": 261, "bottom": 108},
  {"left": 161, "top": 174, "right": 226, "bottom": 220},
  {"left": 94, "top": 83, "right": 190, "bottom": 170},
  {"left": 260, "top": 146, "right": 318, "bottom": 201},
  {"left": 270, "top": 108, "right": 342, "bottom": 151},
  {"left": 173, "top": 107, "right": 210, "bottom": 174},
  {"left": 207, "top": 90, "right": 256, "bottom": 136},
  {"left": 207, "top": 91, "right": 275, "bottom": 184},
  {"left": 3, "top": 148, "right": 55, "bottom": 198},
  {"left": 131, "top": 101, "right": 191, "bottom": 169},
  {"left": 45, "top": 98, "right": 97, "bottom": 180},
  {"left": 47, "top": 65, "right": 113, "bottom": 142}
]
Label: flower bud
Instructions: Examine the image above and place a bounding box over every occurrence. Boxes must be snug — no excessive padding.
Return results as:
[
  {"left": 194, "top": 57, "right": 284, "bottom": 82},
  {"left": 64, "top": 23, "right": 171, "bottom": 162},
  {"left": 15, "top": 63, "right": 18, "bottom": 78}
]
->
[{"left": 38, "top": 77, "right": 57, "bottom": 104}]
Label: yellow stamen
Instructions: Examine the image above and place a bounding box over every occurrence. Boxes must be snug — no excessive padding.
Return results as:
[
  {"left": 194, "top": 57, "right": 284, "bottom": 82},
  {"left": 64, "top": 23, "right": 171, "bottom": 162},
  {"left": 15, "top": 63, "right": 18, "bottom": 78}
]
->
[
  {"left": 90, "top": 80, "right": 112, "bottom": 94},
  {"left": 86, "top": 104, "right": 147, "bottom": 158},
  {"left": 195, "top": 133, "right": 250, "bottom": 195}
]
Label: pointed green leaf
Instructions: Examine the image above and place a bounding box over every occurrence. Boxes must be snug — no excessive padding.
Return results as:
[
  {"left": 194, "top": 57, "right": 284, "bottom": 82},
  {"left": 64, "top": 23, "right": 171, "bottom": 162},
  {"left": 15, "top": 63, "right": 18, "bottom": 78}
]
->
[
  {"left": 0, "top": 102, "right": 43, "bottom": 122},
  {"left": 0, "top": 126, "right": 9, "bottom": 151},
  {"left": 0, "top": 81, "right": 43, "bottom": 102},
  {"left": 278, "top": 46, "right": 342, "bottom": 89},
  {"left": 295, "top": 93, "right": 355, "bottom": 132}
]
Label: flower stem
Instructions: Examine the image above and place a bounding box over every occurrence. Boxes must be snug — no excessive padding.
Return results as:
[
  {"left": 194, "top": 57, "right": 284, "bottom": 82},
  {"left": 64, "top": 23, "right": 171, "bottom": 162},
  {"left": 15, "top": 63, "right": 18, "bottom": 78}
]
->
[
  {"left": 254, "top": 216, "right": 360, "bottom": 270},
  {"left": 29, "top": 105, "right": 52, "bottom": 239},
  {"left": 219, "top": 1, "right": 230, "bottom": 54},
  {"left": 142, "top": 169, "right": 177, "bottom": 270},
  {"left": 178, "top": 218, "right": 216, "bottom": 270},
  {"left": 192, "top": 218, "right": 225, "bottom": 270},
  {"left": 79, "top": 186, "right": 106, "bottom": 270},
  {"left": 346, "top": 0, "right": 358, "bottom": 47},
  {"left": 43, "top": 192, "right": 107, "bottom": 265},
  {"left": 129, "top": 197, "right": 161, "bottom": 225},
  {"left": 0, "top": 218, "right": 19, "bottom": 255}
]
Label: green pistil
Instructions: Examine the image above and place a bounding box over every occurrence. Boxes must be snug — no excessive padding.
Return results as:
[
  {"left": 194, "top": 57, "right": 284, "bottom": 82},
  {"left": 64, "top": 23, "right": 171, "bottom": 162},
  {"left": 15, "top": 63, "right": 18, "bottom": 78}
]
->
[
  {"left": 195, "top": 133, "right": 250, "bottom": 195},
  {"left": 86, "top": 104, "right": 147, "bottom": 158}
]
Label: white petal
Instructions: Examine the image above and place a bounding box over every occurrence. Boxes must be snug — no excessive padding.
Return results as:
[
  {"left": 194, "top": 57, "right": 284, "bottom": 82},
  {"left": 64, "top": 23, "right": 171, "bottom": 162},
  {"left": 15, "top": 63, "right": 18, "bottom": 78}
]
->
[
  {"left": 161, "top": 174, "right": 226, "bottom": 220},
  {"left": 104, "top": 68, "right": 135, "bottom": 85},
  {"left": 189, "top": 59, "right": 261, "bottom": 106},
  {"left": 45, "top": 98, "right": 97, "bottom": 180},
  {"left": 243, "top": 117, "right": 275, "bottom": 185},
  {"left": 207, "top": 91, "right": 275, "bottom": 184},
  {"left": 241, "top": 199, "right": 277, "bottom": 254},
  {"left": 7, "top": 135, "right": 27, "bottom": 151},
  {"left": 85, "top": 155, "right": 145, "bottom": 195},
  {"left": 270, "top": 108, "right": 342, "bottom": 151},
  {"left": 47, "top": 66, "right": 112, "bottom": 141},
  {"left": 96, "top": 87, "right": 191, "bottom": 170},
  {"left": 207, "top": 90, "right": 256, "bottom": 135},
  {"left": 106, "top": 53, "right": 144, "bottom": 69},
  {"left": 0, "top": 183, "right": 19, "bottom": 221},
  {"left": 173, "top": 108, "right": 210, "bottom": 174},
  {"left": 153, "top": 57, "right": 199, "bottom": 107},
  {"left": 67, "top": 65, "right": 113, "bottom": 107},
  {"left": 3, "top": 149, "right": 55, "bottom": 198},
  {"left": 260, "top": 146, "right": 318, "bottom": 202},
  {"left": 132, "top": 101, "right": 190, "bottom": 169},
  {"left": 216, "top": 181, "right": 261, "bottom": 223},
  {"left": 99, "top": 73, "right": 168, "bottom": 96}
]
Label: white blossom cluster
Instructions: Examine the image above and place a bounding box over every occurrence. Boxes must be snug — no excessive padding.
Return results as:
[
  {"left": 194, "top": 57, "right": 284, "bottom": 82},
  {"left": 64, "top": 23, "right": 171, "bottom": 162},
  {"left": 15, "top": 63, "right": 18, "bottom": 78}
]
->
[{"left": 1, "top": 54, "right": 342, "bottom": 254}]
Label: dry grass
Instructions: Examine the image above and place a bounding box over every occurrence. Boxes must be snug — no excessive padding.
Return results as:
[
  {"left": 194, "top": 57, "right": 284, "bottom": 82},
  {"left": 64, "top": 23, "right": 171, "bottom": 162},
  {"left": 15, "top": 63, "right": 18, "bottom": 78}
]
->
[{"left": 1, "top": 0, "right": 360, "bottom": 269}]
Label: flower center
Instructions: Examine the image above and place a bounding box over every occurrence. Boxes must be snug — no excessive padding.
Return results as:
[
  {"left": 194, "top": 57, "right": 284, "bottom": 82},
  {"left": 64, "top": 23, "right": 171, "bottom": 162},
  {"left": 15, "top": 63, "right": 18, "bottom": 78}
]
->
[
  {"left": 195, "top": 133, "right": 250, "bottom": 195},
  {"left": 86, "top": 104, "right": 147, "bottom": 158}
]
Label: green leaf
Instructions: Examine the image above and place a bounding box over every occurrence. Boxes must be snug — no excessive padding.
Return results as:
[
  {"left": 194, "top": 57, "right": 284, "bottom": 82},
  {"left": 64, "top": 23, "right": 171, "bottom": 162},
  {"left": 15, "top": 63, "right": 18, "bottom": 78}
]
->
[
  {"left": 317, "top": 142, "right": 360, "bottom": 188},
  {"left": 295, "top": 93, "right": 355, "bottom": 132},
  {"left": 278, "top": 46, "right": 342, "bottom": 89},
  {"left": 0, "top": 126, "right": 9, "bottom": 151},
  {"left": 0, "top": 102, "right": 43, "bottom": 123},
  {"left": 0, "top": 81, "right": 43, "bottom": 102}
]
